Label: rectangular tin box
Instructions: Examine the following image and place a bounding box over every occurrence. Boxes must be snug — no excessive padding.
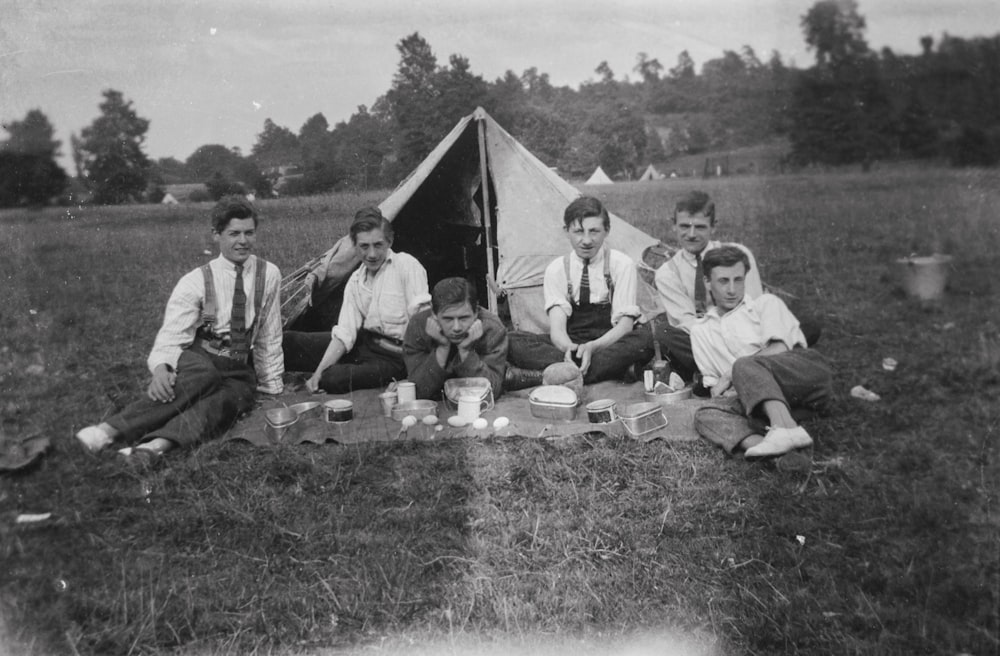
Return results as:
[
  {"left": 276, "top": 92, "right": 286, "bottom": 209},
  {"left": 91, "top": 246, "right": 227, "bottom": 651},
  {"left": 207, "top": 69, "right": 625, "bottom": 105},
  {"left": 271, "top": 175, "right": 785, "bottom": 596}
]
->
[
  {"left": 618, "top": 402, "right": 668, "bottom": 437},
  {"left": 529, "top": 385, "right": 579, "bottom": 420}
]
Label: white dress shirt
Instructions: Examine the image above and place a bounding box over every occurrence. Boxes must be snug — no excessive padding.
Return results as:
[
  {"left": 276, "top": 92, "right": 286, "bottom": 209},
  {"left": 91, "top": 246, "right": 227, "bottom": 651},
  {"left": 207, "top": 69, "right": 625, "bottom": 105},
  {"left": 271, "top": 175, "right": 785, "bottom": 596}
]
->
[
  {"left": 690, "top": 293, "right": 806, "bottom": 381},
  {"left": 655, "top": 240, "right": 764, "bottom": 331},
  {"left": 331, "top": 250, "right": 428, "bottom": 351},
  {"left": 147, "top": 255, "right": 285, "bottom": 394},
  {"left": 543, "top": 248, "right": 640, "bottom": 327}
]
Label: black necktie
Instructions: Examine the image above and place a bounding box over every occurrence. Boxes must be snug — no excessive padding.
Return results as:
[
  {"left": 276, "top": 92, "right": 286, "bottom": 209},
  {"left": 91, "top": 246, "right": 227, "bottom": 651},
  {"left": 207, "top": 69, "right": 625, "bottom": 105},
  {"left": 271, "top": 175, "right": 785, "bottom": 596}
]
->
[
  {"left": 694, "top": 252, "right": 706, "bottom": 316},
  {"left": 231, "top": 264, "right": 247, "bottom": 351},
  {"left": 579, "top": 258, "right": 591, "bottom": 305}
]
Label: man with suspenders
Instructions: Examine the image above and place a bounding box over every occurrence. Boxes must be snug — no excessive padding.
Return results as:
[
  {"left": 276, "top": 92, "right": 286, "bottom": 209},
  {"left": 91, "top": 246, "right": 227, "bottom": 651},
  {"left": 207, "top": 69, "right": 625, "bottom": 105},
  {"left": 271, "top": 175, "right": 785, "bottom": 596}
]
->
[
  {"left": 507, "top": 196, "right": 654, "bottom": 385},
  {"left": 75, "top": 196, "right": 284, "bottom": 467}
]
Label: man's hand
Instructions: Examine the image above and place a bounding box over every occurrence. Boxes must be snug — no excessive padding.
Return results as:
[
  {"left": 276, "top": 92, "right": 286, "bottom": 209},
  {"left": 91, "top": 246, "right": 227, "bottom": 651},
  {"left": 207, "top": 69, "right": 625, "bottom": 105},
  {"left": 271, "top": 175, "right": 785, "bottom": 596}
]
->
[
  {"left": 563, "top": 344, "right": 578, "bottom": 365},
  {"left": 305, "top": 372, "right": 323, "bottom": 393},
  {"left": 710, "top": 374, "right": 733, "bottom": 398},
  {"left": 147, "top": 364, "right": 177, "bottom": 403},
  {"left": 575, "top": 341, "right": 598, "bottom": 376},
  {"left": 457, "top": 319, "right": 484, "bottom": 353},
  {"left": 425, "top": 316, "right": 451, "bottom": 347}
]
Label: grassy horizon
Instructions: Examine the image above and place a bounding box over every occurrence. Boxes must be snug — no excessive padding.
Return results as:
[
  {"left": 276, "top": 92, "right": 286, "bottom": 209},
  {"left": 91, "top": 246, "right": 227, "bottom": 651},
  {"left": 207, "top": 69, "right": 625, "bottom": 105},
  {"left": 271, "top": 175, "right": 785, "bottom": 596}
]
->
[{"left": 0, "top": 168, "right": 997, "bottom": 655}]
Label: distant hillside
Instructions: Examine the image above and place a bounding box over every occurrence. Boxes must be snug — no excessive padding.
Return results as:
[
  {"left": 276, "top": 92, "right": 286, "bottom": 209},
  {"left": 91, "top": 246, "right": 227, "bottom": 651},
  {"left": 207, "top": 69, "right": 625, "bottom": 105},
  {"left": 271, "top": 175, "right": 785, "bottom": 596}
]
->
[{"left": 654, "top": 140, "right": 790, "bottom": 178}]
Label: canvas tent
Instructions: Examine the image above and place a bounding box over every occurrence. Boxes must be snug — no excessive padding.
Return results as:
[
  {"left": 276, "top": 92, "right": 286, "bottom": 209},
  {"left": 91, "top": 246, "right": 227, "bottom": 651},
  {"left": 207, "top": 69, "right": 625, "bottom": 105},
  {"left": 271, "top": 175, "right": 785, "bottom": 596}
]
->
[
  {"left": 282, "top": 107, "right": 666, "bottom": 335},
  {"left": 584, "top": 166, "right": 614, "bottom": 185},
  {"left": 161, "top": 192, "right": 178, "bottom": 205},
  {"left": 638, "top": 164, "right": 665, "bottom": 181}
]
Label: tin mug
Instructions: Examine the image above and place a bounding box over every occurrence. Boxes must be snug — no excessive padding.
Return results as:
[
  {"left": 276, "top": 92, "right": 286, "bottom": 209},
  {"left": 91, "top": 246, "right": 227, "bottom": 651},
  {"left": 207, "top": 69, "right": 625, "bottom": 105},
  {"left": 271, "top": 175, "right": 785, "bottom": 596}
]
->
[
  {"left": 324, "top": 399, "right": 354, "bottom": 423},
  {"left": 396, "top": 381, "right": 416, "bottom": 404}
]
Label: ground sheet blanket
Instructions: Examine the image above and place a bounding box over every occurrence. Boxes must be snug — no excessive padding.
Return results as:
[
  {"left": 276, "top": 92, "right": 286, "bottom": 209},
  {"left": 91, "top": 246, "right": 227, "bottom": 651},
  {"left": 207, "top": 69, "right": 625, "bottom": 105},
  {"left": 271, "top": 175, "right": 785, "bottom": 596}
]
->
[{"left": 227, "top": 380, "right": 710, "bottom": 447}]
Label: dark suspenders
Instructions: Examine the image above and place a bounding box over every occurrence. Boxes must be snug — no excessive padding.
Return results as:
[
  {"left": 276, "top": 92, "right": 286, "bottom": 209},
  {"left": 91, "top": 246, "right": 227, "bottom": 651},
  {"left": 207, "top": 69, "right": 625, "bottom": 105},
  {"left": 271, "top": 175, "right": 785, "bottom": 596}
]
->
[{"left": 199, "top": 258, "right": 268, "bottom": 346}]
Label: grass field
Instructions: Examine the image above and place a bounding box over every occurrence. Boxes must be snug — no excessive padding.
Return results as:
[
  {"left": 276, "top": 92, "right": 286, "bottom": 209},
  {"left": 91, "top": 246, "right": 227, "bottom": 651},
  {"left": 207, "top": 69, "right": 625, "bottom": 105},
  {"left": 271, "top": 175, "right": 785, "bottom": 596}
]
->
[{"left": 0, "top": 169, "right": 997, "bottom": 655}]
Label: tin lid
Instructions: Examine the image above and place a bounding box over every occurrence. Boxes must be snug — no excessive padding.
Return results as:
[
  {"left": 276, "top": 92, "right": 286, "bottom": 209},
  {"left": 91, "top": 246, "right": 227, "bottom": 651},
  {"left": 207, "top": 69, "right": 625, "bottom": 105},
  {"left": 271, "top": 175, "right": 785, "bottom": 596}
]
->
[
  {"left": 529, "top": 385, "right": 578, "bottom": 408},
  {"left": 618, "top": 401, "right": 662, "bottom": 419},
  {"left": 586, "top": 399, "right": 616, "bottom": 411}
]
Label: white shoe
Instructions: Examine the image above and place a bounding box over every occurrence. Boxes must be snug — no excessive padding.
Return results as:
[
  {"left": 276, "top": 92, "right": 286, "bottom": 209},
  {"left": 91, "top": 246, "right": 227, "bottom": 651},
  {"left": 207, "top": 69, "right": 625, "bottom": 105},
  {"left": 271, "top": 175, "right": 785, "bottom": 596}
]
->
[
  {"left": 75, "top": 425, "right": 113, "bottom": 452},
  {"left": 744, "top": 426, "right": 813, "bottom": 461}
]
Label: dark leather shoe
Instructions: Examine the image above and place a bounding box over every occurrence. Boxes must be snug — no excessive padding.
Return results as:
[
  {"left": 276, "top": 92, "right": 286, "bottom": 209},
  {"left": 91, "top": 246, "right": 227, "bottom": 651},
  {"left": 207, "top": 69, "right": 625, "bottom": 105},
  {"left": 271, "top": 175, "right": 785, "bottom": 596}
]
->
[{"left": 503, "top": 366, "right": 544, "bottom": 392}]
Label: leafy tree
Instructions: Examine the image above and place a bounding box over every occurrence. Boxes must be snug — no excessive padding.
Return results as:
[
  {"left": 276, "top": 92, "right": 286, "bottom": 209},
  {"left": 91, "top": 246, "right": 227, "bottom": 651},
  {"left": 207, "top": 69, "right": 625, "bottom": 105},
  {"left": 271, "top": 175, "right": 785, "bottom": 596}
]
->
[
  {"left": 151, "top": 157, "right": 189, "bottom": 184},
  {"left": 331, "top": 105, "right": 389, "bottom": 190},
  {"left": 78, "top": 89, "right": 152, "bottom": 204},
  {"left": 634, "top": 52, "right": 664, "bottom": 83},
  {"left": 186, "top": 144, "right": 242, "bottom": 181},
  {"left": 298, "top": 113, "right": 331, "bottom": 164},
  {"left": 2, "top": 109, "right": 61, "bottom": 158},
  {"left": 204, "top": 171, "right": 246, "bottom": 200},
  {"left": 595, "top": 61, "right": 615, "bottom": 83},
  {"left": 670, "top": 51, "right": 696, "bottom": 80},
  {"left": 801, "top": 0, "right": 868, "bottom": 68},
  {"left": 251, "top": 118, "right": 299, "bottom": 170},
  {"left": 0, "top": 108, "right": 67, "bottom": 206}
]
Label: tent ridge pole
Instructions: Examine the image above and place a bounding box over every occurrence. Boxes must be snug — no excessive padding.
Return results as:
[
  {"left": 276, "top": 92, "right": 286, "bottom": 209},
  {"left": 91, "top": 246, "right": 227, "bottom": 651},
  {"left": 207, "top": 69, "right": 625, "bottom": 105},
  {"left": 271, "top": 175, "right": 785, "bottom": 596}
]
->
[{"left": 476, "top": 116, "right": 498, "bottom": 314}]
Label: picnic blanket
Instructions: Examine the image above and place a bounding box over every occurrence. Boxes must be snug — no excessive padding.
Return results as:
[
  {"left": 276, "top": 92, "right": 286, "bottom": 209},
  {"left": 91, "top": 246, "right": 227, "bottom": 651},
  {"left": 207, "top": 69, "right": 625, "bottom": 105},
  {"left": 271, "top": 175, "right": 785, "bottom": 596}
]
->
[{"left": 227, "top": 378, "right": 710, "bottom": 447}]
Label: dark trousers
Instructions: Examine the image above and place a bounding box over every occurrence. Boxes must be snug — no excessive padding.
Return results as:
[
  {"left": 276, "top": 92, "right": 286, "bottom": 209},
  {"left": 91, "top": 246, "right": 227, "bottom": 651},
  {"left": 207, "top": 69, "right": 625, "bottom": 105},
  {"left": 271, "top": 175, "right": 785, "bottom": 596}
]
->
[
  {"left": 694, "top": 349, "right": 832, "bottom": 453},
  {"left": 651, "top": 319, "right": 698, "bottom": 381},
  {"left": 507, "top": 329, "right": 654, "bottom": 385},
  {"left": 107, "top": 347, "right": 256, "bottom": 448},
  {"left": 283, "top": 330, "right": 406, "bottom": 394}
]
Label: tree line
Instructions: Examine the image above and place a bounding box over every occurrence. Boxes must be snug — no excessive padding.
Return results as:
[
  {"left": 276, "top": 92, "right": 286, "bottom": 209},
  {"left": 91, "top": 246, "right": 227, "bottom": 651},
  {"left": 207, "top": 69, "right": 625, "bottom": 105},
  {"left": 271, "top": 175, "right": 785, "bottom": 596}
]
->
[{"left": 2, "top": 0, "right": 998, "bottom": 207}]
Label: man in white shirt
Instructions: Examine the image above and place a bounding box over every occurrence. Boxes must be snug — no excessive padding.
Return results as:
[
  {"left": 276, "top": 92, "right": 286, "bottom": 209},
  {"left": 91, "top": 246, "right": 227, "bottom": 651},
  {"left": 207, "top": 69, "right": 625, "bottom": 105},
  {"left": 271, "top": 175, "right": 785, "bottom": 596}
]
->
[
  {"left": 507, "top": 196, "right": 654, "bottom": 385},
  {"left": 653, "top": 190, "right": 763, "bottom": 381},
  {"left": 75, "top": 196, "right": 284, "bottom": 468},
  {"left": 690, "top": 245, "right": 832, "bottom": 460},
  {"left": 283, "top": 208, "right": 428, "bottom": 393}
]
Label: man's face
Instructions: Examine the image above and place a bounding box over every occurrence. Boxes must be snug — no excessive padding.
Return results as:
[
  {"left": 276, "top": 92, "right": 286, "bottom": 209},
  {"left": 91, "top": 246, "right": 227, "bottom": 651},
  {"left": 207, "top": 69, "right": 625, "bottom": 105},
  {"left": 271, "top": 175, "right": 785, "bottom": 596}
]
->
[
  {"left": 707, "top": 261, "right": 747, "bottom": 314},
  {"left": 354, "top": 228, "right": 391, "bottom": 273},
  {"left": 674, "top": 211, "right": 715, "bottom": 254},
  {"left": 565, "top": 215, "right": 608, "bottom": 261},
  {"left": 213, "top": 217, "right": 257, "bottom": 265},
  {"left": 434, "top": 302, "right": 477, "bottom": 343}
]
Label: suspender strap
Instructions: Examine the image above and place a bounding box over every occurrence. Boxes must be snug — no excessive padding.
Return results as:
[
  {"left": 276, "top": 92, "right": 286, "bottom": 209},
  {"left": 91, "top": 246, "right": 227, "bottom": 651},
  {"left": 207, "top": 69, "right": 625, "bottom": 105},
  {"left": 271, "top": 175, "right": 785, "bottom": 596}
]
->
[
  {"left": 199, "top": 258, "right": 269, "bottom": 345},
  {"left": 249, "top": 258, "right": 268, "bottom": 342},
  {"left": 564, "top": 250, "right": 614, "bottom": 305},
  {"left": 200, "top": 264, "right": 217, "bottom": 330}
]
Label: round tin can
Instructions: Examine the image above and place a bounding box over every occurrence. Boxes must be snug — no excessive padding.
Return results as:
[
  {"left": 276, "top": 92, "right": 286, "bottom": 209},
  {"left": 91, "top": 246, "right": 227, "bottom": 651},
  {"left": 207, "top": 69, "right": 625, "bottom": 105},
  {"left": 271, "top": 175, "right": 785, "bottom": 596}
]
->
[
  {"left": 378, "top": 391, "right": 397, "bottom": 417},
  {"left": 586, "top": 399, "right": 617, "bottom": 423},
  {"left": 324, "top": 399, "right": 354, "bottom": 423}
]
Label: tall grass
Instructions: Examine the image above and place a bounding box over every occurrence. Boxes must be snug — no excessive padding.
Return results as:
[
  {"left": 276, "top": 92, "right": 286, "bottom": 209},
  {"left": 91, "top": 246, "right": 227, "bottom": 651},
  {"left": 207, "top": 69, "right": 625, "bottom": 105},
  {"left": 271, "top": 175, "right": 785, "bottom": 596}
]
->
[{"left": 0, "top": 169, "right": 997, "bottom": 655}]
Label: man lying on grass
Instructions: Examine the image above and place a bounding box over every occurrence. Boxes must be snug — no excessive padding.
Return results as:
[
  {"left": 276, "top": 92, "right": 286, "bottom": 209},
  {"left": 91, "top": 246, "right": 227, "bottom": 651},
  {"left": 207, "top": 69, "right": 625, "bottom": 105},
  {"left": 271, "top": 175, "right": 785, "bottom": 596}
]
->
[
  {"left": 403, "top": 277, "right": 508, "bottom": 400},
  {"left": 691, "top": 245, "right": 833, "bottom": 460},
  {"left": 75, "top": 196, "right": 284, "bottom": 468}
]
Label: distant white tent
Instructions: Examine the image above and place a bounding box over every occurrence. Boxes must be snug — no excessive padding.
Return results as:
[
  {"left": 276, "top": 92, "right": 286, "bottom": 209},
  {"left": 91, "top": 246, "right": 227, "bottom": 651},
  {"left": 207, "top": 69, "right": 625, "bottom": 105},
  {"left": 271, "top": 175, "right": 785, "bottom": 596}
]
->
[
  {"left": 161, "top": 193, "right": 178, "bottom": 205},
  {"left": 584, "top": 166, "right": 614, "bottom": 185},
  {"left": 638, "top": 164, "right": 665, "bottom": 182}
]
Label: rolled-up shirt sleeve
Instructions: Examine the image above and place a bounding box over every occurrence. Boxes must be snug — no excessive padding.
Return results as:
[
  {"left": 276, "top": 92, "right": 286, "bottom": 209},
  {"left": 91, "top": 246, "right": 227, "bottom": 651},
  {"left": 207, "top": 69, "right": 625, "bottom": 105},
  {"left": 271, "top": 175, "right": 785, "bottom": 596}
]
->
[
  {"left": 331, "top": 277, "right": 363, "bottom": 352},
  {"left": 252, "top": 262, "right": 285, "bottom": 394},
  {"left": 543, "top": 257, "right": 572, "bottom": 318},
  {"left": 756, "top": 295, "right": 806, "bottom": 350},
  {"left": 609, "top": 251, "right": 640, "bottom": 325},
  {"left": 147, "top": 270, "right": 202, "bottom": 374}
]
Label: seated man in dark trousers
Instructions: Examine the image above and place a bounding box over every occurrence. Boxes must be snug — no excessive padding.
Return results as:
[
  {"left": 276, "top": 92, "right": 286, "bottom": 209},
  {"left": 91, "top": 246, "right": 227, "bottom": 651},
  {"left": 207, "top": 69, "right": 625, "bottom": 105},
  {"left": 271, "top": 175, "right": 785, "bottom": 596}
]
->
[
  {"left": 403, "top": 277, "right": 508, "bottom": 400},
  {"left": 75, "top": 196, "right": 284, "bottom": 467},
  {"left": 691, "top": 245, "right": 833, "bottom": 460},
  {"left": 507, "top": 196, "right": 654, "bottom": 386},
  {"left": 283, "top": 207, "right": 428, "bottom": 393}
]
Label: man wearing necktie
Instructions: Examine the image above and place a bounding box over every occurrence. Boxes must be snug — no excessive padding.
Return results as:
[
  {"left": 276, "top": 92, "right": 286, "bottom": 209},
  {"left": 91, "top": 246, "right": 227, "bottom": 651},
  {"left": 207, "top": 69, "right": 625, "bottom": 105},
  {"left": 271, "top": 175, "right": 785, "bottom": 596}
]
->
[
  {"left": 75, "top": 196, "right": 284, "bottom": 468},
  {"left": 507, "top": 196, "right": 654, "bottom": 384},
  {"left": 653, "top": 191, "right": 764, "bottom": 382}
]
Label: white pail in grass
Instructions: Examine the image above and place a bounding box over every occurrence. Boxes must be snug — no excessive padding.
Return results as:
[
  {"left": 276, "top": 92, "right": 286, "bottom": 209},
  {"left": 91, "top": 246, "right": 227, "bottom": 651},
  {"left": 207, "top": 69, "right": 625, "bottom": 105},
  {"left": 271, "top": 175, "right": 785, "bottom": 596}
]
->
[{"left": 895, "top": 254, "right": 953, "bottom": 301}]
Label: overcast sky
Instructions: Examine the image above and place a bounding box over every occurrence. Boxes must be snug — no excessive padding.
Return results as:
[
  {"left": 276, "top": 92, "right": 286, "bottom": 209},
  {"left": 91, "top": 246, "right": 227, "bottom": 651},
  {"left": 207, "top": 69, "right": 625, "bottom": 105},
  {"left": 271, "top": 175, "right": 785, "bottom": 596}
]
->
[{"left": 2, "top": 0, "right": 997, "bottom": 170}]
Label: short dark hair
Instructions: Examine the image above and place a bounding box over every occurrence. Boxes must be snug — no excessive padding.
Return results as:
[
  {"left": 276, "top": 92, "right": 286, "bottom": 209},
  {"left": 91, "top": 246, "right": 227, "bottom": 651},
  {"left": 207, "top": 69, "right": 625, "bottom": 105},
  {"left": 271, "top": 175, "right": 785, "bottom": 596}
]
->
[
  {"left": 349, "top": 207, "right": 393, "bottom": 244},
  {"left": 431, "top": 277, "right": 478, "bottom": 314},
  {"left": 701, "top": 244, "right": 751, "bottom": 277},
  {"left": 211, "top": 195, "right": 257, "bottom": 232},
  {"left": 563, "top": 196, "right": 610, "bottom": 231},
  {"left": 673, "top": 191, "right": 715, "bottom": 225}
]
